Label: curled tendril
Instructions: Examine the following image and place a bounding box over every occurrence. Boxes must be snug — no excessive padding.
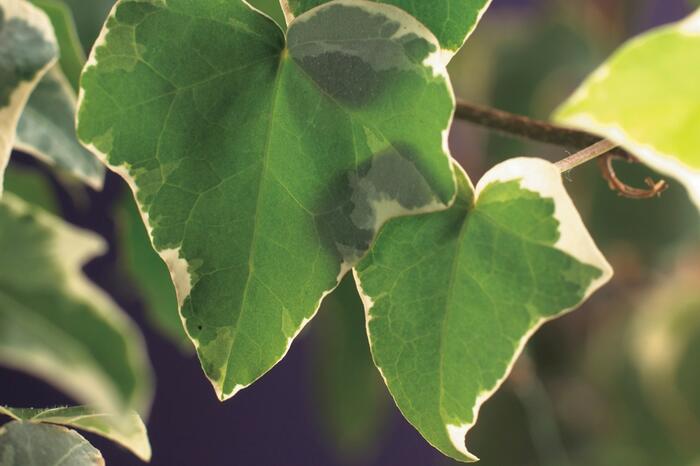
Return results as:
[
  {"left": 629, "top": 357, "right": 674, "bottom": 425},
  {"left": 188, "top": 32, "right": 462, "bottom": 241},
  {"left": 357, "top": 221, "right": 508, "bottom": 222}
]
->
[{"left": 598, "top": 153, "right": 669, "bottom": 199}]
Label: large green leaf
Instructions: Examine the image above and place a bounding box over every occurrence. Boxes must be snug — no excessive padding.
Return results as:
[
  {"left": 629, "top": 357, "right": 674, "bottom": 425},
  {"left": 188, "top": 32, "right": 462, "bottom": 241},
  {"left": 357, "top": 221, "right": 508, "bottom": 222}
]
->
[
  {"left": 354, "top": 158, "right": 612, "bottom": 462},
  {"left": 282, "top": 0, "right": 492, "bottom": 58},
  {"left": 555, "top": 9, "right": 700, "bottom": 210},
  {"left": 77, "top": 0, "right": 455, "bottom": 400},
  {"left": 0, "top": 194, "right": 153, "bottom": 414},
  {"left": 0, "top": 0, "right": 57, "bottom": 195},
  {"left": 0, "top": 406, "right": 150, "bottom": 461},
  {"left": 0, "top": 421, "right": 103, "bottom": 466},
  {"left": 16, "top": 67, "right": 105, "bottom": 189}
]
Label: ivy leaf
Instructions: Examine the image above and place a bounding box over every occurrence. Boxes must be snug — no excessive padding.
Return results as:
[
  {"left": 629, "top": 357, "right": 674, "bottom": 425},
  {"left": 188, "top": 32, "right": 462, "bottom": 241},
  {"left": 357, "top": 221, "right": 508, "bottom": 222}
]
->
[
  {"left": 281, "top": 0, "right": 492, "bottom": 59},
  {"left": 554, "top": 9, "right": 700, "bottom": 211},
  {"left": 0, "top": 0, "right": 57, "bottom": 196},
  {"left": 16, "top": 67, "right": 106, "bottom": 189},
  {"left": 78, "top": 0, "right": 455, "bottom": 400},
  {"left": 0, "top": 406, "right": 150, "bottom": 462},
  {"left": 0, "top": 194, "right": 153, "bottom": 414},
  {"left": 0, "top": 421, "right": 104, "bottom": 466},
  {"left": 354, "top": 158, "right": 612, "bottom": 462}
]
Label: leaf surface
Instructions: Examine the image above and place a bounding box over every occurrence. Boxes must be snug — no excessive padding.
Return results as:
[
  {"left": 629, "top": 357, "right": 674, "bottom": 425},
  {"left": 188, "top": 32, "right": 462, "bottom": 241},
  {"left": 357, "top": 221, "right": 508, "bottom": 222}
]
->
[
  {"left": 0, "top": 194, "right": 153, "bottom": 414},
  {"left": 0, "top": 0, "right": 57, "bottom": 195},
  {"left": 282, "top": 0, "right": 492, "bottom": 58},
  {"left": 354, "top": 158, "right": 612, "bottom": 462},
  {"left": 0, "top": 406, "right": 150, "bottom": 462},
  {"left": 555, "top": 9, "right": 700, "bottom": 210},
  {"left": 78, "top": 0, "right": 456, "bottom": 400},
  {"left": 0, "top": 421, "right": 103, "bottom": 466}
]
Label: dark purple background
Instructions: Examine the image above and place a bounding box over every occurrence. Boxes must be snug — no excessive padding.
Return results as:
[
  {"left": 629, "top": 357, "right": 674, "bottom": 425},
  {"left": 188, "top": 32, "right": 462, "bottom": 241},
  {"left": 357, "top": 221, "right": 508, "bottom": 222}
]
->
[{"left": 0, "top": 0, "right": 692, "bottom": 465}]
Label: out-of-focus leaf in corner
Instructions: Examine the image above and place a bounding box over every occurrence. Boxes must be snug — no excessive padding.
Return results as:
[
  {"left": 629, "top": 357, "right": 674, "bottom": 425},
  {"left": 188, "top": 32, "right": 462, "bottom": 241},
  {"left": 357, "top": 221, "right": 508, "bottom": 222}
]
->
[
  {"left": 310, "top": 274, "right": 390, "bottom": 461},
  {"left": 0, "top": 405, "right": 150, "bottom": 462},
  {"left": 0, "top": 194, "right": 153, "bottom": 415},
  {"left": 0, "top": 421, "right": 104, "bottom": 466}
]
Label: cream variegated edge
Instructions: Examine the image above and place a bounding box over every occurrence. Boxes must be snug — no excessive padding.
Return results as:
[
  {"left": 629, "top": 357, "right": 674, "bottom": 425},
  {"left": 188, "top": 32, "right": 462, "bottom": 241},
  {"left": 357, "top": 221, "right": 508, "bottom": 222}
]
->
[
  {"left": 0, "top": 0, "right": 57, "bottom": 196},
  {"left": 278, "top": 0, "right": 494, "bottom": 64},
  {"left": 1, "top": 194, "right": 154, "bottom": 414},
  {"left": 554, "top": 10, "right": 700, "bottom": 211},
  {"left": 15, "top": 66, "right": 105, "bottom": 190},
  {"left": 354, "top": 158, "right": 613, "bottom": 461},
  {"left": 77, "top": 0, "right": 457, "bottom": 401},
  {"left": 0, "top": 406, "right": 151, "bottom": 461}
]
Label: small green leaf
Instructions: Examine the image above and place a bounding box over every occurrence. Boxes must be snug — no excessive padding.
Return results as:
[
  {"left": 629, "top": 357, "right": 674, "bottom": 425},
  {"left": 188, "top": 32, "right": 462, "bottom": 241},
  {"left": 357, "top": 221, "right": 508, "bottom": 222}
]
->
[
  {"left": 0, "top": 194, "right": 153, "bottom": 414},
  {"left": 354, "top": 158, "right": 612, "bottom": 462},
  {"left": 555, "top": 9, "right": 700, "bottom": 210},
  {"left": 0, "top": 0, "right": 57, "bottom": 195},
  {"left": 78, "top": 0, "right": 455, "bottom": 400},
  {"left": 0, "top": 421, "right": 103, "bottom": 466},
  {"left": 30, "top": 0, "right": 85, "bottom": 90},
  {"left": 16, "top": 67, "right": 105, "bottom": 189},
  {"left": 282, "top": 0, "right": 492, "bottom": 58},
  {"left": 0, "top": 406, "right": 150, "bottom": 462}
]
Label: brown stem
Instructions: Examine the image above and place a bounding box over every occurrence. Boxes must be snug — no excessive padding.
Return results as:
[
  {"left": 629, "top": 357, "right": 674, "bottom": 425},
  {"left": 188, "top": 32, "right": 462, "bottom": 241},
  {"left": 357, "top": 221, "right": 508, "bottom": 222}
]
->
[{"left": 454, "top": 99, "right": 632, "bottom": 158}]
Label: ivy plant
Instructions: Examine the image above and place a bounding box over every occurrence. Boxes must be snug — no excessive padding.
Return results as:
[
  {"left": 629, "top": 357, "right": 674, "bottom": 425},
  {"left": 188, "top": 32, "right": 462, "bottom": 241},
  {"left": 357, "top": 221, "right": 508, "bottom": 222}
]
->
[{"left": 1, "top": 0, "right": 699, "bottom": 463}]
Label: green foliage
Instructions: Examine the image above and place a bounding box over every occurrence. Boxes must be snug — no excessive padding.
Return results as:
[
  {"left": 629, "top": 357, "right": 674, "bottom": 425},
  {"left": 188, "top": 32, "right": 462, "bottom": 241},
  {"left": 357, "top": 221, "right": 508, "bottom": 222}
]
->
[
  {"left": 0, "top": 194, "right": 153, "bottom": 414},
  {"left": 0, "top": 406, "right": 150, "bottom": 461},
  {"left": 3, "top": 0, "right": 700, "bottom": 463},
  {"left": 77, "top": 0, "right": 455, "bottom": 401},
  {"left": 355, "top": 160, "right": 611, "bottom": 461},
  {"left": 0, "top": 421, "right": 103, "bottom": 466}
]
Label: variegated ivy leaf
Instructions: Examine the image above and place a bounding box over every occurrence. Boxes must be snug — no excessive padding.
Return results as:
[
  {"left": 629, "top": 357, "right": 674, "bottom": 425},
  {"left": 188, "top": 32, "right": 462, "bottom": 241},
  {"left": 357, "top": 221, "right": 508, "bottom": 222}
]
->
[
  {"left": 281, "top": 0, "right": 492, "bottom": 60},
  {"left": 354, "top": 158, "right": 612, "bottom": 462},
  {"left": 555, "top": 9, "right": 700, "bottom": 211},
  {"left": 0, "top": 194, "right": 153, "bottom": 414},
  {"left": 0, "top": 406, "right": 150, "bottom": 461},
  {"left": 77, "top": 0, "right": 456, "bottom": 400},
  {"left": 16, "top": 66, "right": 106, "bottom": 189},
  {"left": 0, "top": 421, "right": 104, "bottom": 466},
  {"left": 0, "top": 0, "right": 57, "bottom": 196}
]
